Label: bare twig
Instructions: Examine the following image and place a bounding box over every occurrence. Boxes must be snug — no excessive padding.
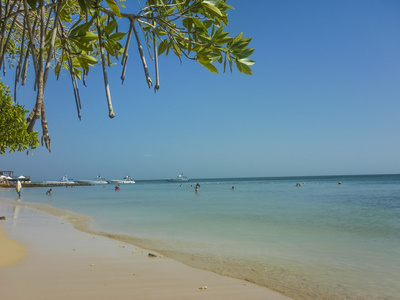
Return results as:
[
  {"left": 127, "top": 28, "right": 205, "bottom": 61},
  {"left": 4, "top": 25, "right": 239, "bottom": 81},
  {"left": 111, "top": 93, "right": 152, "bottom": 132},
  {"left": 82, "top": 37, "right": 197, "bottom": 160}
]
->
[
  {"left": 96, "top": 15, "right": 115, "bottom": 118},
  {"left": 132, "top": 22, "right": 152, "bottom": 88},
  {"left": 40, "top": 101, "right": 51, "bottom": 152},
  {"left": 0, "top": 1, "right": 20, "bottom": 70},
  {"left": 43, "top": 0, "right": 62, "bottom": 88},
  {"left": 121, "top": 21, "right": 133, "bottom": 84},
  {"left": 33, "top": 0, "right": 46, "bottom": 121},
  {"left": 153, "top": 14, "right": 160, "bottom": 93},
  {"left": 23, "top": 0, "right": 39, "bottom": 79},
  {"left": 58, "top": 21, "right": 82, "bottom": 119}
]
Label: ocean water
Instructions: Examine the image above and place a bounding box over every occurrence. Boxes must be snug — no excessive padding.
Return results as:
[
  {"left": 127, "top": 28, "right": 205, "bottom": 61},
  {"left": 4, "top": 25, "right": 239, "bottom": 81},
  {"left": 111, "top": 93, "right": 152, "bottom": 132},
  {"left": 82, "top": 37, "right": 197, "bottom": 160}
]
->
[{"left": 1, "top": 174, "right": 399, "bottom": 299}]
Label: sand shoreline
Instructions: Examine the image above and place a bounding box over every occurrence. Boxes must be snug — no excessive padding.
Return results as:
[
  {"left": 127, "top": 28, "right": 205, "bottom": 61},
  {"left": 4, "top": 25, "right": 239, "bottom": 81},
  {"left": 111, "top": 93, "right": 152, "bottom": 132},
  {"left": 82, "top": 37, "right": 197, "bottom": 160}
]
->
[
  {"left": 0, "top": 197, "right": 292, "bottom": 300},
  {"left": 0, "top": 226, "right": 26, "bottom": 268}
]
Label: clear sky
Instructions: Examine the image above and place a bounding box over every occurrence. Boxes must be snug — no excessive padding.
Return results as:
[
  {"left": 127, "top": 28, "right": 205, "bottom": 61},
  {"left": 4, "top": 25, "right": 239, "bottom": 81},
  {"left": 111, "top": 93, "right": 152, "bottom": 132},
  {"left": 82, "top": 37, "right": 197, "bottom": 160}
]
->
[{"left": 2, "top": 0, "right": 400, "bottom": 181}]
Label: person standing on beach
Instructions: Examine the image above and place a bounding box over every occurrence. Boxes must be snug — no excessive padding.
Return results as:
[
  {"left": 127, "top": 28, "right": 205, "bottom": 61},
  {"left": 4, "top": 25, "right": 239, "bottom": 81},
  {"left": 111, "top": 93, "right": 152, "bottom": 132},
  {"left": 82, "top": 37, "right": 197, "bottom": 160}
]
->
[{"left": 15, "top": 179, "right": 22, "bottom": 198}]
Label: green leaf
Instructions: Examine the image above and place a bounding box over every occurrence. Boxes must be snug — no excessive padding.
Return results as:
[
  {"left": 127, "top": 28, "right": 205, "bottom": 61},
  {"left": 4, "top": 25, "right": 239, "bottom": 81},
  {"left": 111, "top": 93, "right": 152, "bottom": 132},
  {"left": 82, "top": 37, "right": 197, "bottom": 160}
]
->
[
  {"left": 232, "top": 38, "right": 252, "bottom": 50},
  {"left": 215, "top": 35, "right": 231, "bottom": 45},
  {"left": 69, "top": 37, "right": 93, "bottom": 52},
  {"left": 209, "top": 52, "right": 221, "bottom": 63},
  {"left": 74, "top": 68, "right": 82, "bottom": 80},
  {"left": 223, "top": 55, "right": 227, "bottom": 73},
  {"left": 54, "top": 63, "right": 61, "bottom": 76},
  {"left": 197, "top": 33, "right": 211, "bottom": 43},
  {"left": 228, "top": 55, "right": 233, "bottom": 73},
  {"left": 240, "top": 63, "right": 252, "bottom": 75},
  {"left": 105, "top": 0, "right": 121, "bottom": 18},
  {"left": 235, "top": 59, "right": 242, "bottom": 72},
  {"left": 199, "top": 61, "right": 219, "bottom": 74},
  {"left": 237, "top": 48, "right": 255, "bottom": 59},
  {"left": 203, "top": 20, "right": 214, "bottom": 28},
  {"left": 70, "top": 20, "right": 93, "bottom": 37},
  {"left": 72, "top": 57, "right": 81, "bottom": 68},
  {"left": 192, "top": 19, "right": 207, "bottom": 32},
  {"left": 203, "top": 2, "right": 223, "bottom": 18},
  {"left": 231, "top": 32, "right": 243, "bottom": 46},
  {"left": 103, "top": 40, "right": 122, "bottom": 55},
  {"left": 182, "top": 18, "right": 193, "bottom": 31},
  {"left": 78, "top": 0, "right": 87, "bottom": 12},
  {"left": 80, "top": 54, "right": 98, "bottom": 65},
  {"left": 172, "top": 43, "right": 181, "bottom": 57},
  {"left": 27, "top": 0, "right": 36, "bottom": 9},
  {"left": 78, "top": 57, "right": 89, "bottom": 71},
  {"left": 238, "top": 58, "right": 255, "bottom": 66},
  {"left": 59, "top": 9, "right": 72, "bottom": 23},
  {"left": 203, "top": 0, "right": 223, "bottom": 6},
  {"left": 81, "top": 32, "right": 99, "bottom": 41},
  {"left": 154, "top": 29, "right": 168, "bottom": 36},
  {"left": 158, "top": 39, "right": 169, "bottom": 55},
  {"left": 109, "top": 32, "right": 126, "bottom": 41},
  {"left": 221, "top": 16, "right": 228, "bottom": 26},
  {"left": 165, "top": 6, "right": 176, "bottom": 15},
  {"left": 104, "top": 19, "right": 117, "bottom": 36},
  {"left": 236, "top": 61, "right": 252, "bottom": 75},
  {"left": 100, "top": 15, "right": 108, "bottom": 25}
]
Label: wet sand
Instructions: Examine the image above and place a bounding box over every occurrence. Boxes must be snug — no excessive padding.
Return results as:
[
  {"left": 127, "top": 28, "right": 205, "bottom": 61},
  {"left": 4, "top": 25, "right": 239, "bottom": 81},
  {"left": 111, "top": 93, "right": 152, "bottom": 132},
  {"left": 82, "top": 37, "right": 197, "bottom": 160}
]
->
[
  {"left": 0, "top": 226, "right": 26, "bottom": 268},
  {"left": 0, "top": 198, "right": 292, "bottom": 300}
]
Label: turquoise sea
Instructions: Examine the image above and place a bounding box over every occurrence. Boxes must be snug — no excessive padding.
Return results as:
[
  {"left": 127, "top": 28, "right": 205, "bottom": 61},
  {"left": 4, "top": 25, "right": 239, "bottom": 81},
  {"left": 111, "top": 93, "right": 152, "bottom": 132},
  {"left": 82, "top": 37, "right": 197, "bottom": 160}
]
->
[{"left": 1, "top": 174, "right": 400, "bottom": 300}]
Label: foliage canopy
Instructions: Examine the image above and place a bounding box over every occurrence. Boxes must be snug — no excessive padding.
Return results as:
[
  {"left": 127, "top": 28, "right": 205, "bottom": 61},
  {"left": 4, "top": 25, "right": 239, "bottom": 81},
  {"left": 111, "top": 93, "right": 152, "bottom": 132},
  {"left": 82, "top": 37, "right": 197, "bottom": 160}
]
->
[
  {"left": 0, "top": 0, "right": 254, "bottom": 152},
  {"left": 0, "top": 79, "right": 39, "bottom": 154}
]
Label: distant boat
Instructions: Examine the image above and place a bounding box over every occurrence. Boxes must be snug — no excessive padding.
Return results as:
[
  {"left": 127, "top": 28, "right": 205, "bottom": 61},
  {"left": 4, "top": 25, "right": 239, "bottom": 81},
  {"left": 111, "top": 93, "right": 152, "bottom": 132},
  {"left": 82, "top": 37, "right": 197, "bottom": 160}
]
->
[
  {"left": 165, "top": 173, "right": 189, "bottom": 182},
  {"left": 76, "top": 175, "right": 108, "bottom": 185},
  {"left": 109, "top": 175, "right": 135, "bottom": 184},
  {"left": 43, "top": 175, "right": 75, "bottom": 186}
]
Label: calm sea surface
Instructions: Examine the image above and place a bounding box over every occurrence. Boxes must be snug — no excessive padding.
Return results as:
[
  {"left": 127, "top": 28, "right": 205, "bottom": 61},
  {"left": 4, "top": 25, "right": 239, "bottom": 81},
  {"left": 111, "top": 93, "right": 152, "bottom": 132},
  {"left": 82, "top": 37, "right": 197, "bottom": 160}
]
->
[{"left": 1, "top": 174, "right": 400, "bottom": 299}]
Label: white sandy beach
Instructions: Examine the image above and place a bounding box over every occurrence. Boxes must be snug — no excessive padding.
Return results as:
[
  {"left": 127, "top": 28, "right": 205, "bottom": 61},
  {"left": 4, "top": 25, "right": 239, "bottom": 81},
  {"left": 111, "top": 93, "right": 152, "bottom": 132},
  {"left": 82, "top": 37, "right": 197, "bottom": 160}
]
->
[{"left": 0, "top": 197, "right": 292, "bottom": 300}]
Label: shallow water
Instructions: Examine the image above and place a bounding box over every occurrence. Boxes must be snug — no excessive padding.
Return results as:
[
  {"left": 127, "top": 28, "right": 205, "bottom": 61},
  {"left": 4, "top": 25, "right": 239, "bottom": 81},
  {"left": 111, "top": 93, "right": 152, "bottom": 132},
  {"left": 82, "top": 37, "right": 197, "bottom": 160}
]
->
[{"left": 1, "top": 174, "right": 400, "bottom": 299}]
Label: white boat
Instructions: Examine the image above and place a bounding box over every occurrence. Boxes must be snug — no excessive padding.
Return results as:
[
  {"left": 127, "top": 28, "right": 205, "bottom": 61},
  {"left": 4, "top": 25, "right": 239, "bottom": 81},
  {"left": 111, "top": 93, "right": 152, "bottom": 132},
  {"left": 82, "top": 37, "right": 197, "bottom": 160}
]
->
[
  {"left": 109, "top": 175, "right": 135, "bottom": 184},
  {"left": 165, "top": 173, "right": 189, "bottom": 182},
  {"left": 43, "top": 175, "right": 75, "bottom": 185},
  {"left": 76, "top": 175, "right": 108, "bottom": 185}
]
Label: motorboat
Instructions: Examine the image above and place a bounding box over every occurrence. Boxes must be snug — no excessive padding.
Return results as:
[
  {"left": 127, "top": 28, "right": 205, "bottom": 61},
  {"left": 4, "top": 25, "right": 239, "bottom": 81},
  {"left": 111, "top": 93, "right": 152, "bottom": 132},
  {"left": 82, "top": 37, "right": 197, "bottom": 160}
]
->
[
  {"left": 75, "top": 175, "right": 108, "bottom": 185},
  {"left": 43, "top": 175, "right": 75, "bottom": 185},
  {"left": 165, "top": 173, "right": 189, "bottom": 182},
  {"left": 109, "top": 175, "right": 135, "bottom": 184}
]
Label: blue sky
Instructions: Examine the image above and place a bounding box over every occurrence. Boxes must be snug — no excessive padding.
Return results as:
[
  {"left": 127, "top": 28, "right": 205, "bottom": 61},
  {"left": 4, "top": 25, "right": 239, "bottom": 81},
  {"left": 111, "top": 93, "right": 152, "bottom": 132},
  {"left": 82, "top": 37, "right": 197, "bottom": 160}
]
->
[{"left": 1, "top": 0, "right": 400, "bottom": 181}]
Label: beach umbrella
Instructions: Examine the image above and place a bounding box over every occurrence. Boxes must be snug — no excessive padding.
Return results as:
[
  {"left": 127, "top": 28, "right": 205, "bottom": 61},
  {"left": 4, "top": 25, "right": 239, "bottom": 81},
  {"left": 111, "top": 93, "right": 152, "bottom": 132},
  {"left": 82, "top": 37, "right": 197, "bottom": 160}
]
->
[
  {"left": 0, "top": 175, "right": 6, "bottom": 178},
  {"left": 18, "top": 175, "right": 26, "bottom": 179},
  {"left": 6, "top": 176, "right": 13, "bottom": 180}
]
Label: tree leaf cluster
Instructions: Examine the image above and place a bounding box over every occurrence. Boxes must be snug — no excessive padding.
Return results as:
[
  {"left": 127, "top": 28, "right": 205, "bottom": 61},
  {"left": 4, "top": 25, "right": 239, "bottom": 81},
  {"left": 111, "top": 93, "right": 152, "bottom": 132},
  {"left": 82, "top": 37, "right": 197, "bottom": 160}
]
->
[
  {"left": 0, "top": 79, "right": 39, "bottom": 155},
  {"left": 0, "top": 0, "right": 254, "bottom": 152}
]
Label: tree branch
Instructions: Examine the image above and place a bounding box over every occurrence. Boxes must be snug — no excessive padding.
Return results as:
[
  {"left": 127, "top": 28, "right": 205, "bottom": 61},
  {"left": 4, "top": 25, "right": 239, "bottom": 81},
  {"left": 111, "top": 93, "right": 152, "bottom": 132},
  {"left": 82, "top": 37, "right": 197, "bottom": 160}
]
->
[
  {"left": 153, "top": 14, "right": 159, "bottom": 93},
  {"left": 43, "top": 0, "right": 62, "bottom": 89},
  {"left": 23, "top": 0, "right": 39, "bottom": 80},
  {"left": 121, "top": 21, "right": 133, "bottom": 84},
  {"left": 132, "top": 22, "right": 152, "bottom": 88},
  {"left": 96, "top": 15, "right": 115, "bottom": 118}
]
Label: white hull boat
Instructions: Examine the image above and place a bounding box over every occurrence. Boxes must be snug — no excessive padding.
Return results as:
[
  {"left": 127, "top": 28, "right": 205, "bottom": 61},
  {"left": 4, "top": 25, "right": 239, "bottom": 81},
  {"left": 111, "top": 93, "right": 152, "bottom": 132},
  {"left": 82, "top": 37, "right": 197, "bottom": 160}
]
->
[
  {"left": 165, "top": 173, "right": 189, "bottom": 182},
  {"left": 109, "top": 176, "right": 135, "bottom": 184},
  {"left": 43, "top": 175, "right": 75, "bottom": 185},
  {"left": 76, "top": 175, "right": 108, "bottom": 185}
]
